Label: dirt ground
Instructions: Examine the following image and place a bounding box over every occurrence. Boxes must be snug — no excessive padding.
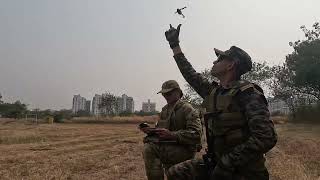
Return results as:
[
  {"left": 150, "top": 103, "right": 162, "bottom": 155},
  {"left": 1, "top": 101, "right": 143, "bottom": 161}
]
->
[{"left": 0, "top": 120, "right": 319, "bottom": 180}]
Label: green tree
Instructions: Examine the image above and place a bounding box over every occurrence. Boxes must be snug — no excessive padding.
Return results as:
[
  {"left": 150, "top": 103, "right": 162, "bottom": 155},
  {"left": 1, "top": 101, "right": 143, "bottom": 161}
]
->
[
  {"left": 272, "top": 22, "right": 320, "bottom": 103},
  {"left": 31, "top": 109, "right": 73, "bottom": 123},
  {"left": 242, "top": 62, "right": 275, "bottom": 85},
  {"left": 0, "top": 93, "right": 3, "bottom": 104},
  {"left": 58, "top": 109, "right": 73, "bottom": 120},
  {"left": 99, "top": 92, "right": 119, "bottom": 115},
  {"left": 75, "top": 110, "right": 90, "bottom": 117},
  {"left": 0, "top": 101, "right": 28, "bottom": 119},
  {"left": 271, "top": 22, "right": 320, "bottom": 120}
]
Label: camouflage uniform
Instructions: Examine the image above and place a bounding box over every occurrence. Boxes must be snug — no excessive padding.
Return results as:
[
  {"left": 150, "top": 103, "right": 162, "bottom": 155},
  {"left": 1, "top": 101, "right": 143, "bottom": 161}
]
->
[
  {"left": 143, "top": 80, "right": 202, "bottom": 180},
  {"left": 166, "top": 47, "right": 278, "bottom": 180}
]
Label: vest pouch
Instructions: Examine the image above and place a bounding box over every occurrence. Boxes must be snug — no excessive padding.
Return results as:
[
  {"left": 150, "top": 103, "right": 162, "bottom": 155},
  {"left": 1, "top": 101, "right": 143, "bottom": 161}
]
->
[
  {"left": 224, "top": 129, "right": 245, "bottom": 147},
  {"left": 212, "top": 121, "right": 231, "bottom": 136},
  {"left": 205, "top": 115, "right": 215, "bottom": 137},
  {"left": 204, "top": 112, "right": 221, "bottom": 135},
  {"left": 216, "top": 95, "right": 232, "bottom": 111},
  {"left": 212, "top": 112, "right": 245, "bottom": 136},
  {"left": 215, "top": 112, "right": 245, "bottom": 127},
  {"left": 213, "top": 129, "right": 247, "bottom": 159},
  {"left": 212, "top": 112, "right": 247, "bottom": 157},
  {"left": 204, "top": 112, "right": 219, "bottom": 154}
]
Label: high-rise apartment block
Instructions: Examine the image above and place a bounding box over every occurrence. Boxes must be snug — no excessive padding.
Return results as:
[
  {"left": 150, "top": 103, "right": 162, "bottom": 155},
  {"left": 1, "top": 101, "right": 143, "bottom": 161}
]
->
[
  {"left": 72, "top": 95, "right": 89, "bottom": 114},
  {"left": 85, "top": 100, "right": 91, "bottom": 113},
  {"left": 142, "top": 99, "right": 156, "bottom": 113},
  {"left": 92, "top": 94, "right": 102, "bottom": 115},
  {"left": 121, "top": 94, "right": 134, "bottom": 113},
  {"left": 73, "top": 93, "right": 135, "bottom": 116}
]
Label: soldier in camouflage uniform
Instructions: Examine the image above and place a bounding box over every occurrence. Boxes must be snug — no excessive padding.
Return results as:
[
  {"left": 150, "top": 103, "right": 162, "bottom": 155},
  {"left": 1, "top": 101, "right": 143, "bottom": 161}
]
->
[
  {"left": 140, "top": 80, "right": 202, "bottom": 180},
  {"left": 164, "top": 24, "right": 278, "bottom": 180}
]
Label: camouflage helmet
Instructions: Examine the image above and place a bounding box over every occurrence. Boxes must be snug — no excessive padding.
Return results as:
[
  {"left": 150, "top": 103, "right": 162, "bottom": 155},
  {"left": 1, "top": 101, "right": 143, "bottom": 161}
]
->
[
  {"left": 157, "top": 80, "right": 183, "bottom": 97},
  {"left": 214, "top": 46, "right": 252, "bottom": 76}
]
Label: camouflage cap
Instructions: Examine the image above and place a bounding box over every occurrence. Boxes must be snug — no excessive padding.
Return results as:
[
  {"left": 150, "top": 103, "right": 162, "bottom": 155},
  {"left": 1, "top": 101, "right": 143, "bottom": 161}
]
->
[
  {"left": 214, "top": 46, "right": 253, "bottom": 75},
  {"left": 157, "top": 80, "right": 181, "bottom": 94}
]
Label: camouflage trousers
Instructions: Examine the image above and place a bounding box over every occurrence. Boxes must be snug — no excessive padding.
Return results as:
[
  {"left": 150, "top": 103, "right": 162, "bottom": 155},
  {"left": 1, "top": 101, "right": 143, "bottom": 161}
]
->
[
  {"left": 166, "top": 158, "right": 207, "bottom": 180},
  {"left": 143, "top": 142, "right": 196, "bottom": 180},
  {"left": 167, "top": 158, "right": 270, "bottom": 180}
]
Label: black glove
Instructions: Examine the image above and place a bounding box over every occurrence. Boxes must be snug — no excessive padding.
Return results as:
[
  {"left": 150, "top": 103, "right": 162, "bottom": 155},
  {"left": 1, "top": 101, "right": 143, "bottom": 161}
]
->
[
  {"left": 210, "top": 164, "right": 233, "bottom": 180},
  {"left": 165, "top": 24, "right": 182, "bottom": 48}
]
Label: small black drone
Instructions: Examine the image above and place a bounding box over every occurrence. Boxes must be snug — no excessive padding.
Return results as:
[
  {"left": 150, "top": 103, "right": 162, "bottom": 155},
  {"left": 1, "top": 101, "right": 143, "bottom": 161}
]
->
[{"left": 175, "top": 7, "right": 187, "bottom": 18}]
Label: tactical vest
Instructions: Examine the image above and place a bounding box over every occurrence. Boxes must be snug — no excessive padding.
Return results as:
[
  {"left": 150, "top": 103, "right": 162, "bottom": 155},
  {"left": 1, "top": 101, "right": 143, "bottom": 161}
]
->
[
  {"left": 202, "top": 81, "right": 266, "bottom": 161},
  {"left": 143, "top": 102, "right": 183, "bottom": 144},
  {"left": 157, "top": 100, "right": 184, "bottom": 130},
  {"left": 156, "top": 100, "right": 202, "bottom": 151}
]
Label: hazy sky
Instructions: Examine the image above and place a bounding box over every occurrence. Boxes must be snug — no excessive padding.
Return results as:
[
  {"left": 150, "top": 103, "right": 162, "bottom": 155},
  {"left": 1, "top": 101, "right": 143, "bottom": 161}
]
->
[{"left": 0, "top": 0, "right": 319, "bottom": 111}]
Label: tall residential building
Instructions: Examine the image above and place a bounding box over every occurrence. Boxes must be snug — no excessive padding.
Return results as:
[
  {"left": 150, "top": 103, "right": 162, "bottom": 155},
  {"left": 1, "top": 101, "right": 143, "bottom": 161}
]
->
[
  {"left": 92, "top": 94, "right": 102, "bottom": 115},
  {"left": 85, "top": 100, "right": 91, "bottom": 113},
  {"left": 121, "top": 94, "right": 134, "bottom": 113},
  {"left": 142, "top": 99, "right": 156, "bottom": 113},
  {"left": 126, "top": 96, "right": 134, "bottom": 113},
  {"left": 72, "top": 95, "right": 87, "bottom": 114}
]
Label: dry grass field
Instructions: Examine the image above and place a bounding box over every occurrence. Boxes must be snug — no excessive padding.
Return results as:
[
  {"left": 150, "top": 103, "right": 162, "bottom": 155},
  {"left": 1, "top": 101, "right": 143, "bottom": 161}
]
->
[
  {"left": 0, "top": 117, "right": 319, "bottom": 180},
  {"left": 267, "top": 123, "right": 320, "bottom": 180}
]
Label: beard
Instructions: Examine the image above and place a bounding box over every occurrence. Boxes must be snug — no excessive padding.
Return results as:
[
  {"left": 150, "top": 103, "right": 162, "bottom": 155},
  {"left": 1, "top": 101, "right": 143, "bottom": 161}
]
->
[{"left": 211, "top": 67, "right": 221, "bottom": 77}]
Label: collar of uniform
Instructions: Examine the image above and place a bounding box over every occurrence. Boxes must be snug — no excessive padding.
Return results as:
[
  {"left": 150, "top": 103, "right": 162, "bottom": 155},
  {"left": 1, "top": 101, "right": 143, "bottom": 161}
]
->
[
  {"left": 220, "top": 80, "right": 247, "bottom": 90},
  {"left": 163, "top": 99, "right": 183, "bottom": 110}
]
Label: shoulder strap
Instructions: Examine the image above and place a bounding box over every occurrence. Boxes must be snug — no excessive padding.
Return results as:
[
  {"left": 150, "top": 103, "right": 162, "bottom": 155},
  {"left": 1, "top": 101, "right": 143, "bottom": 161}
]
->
[
  {"left": 228, "top": 80, "right": 265, "bottom": 96},
  {"left": 239, "top": 83, "right": 264, "bottom": 95},
  {"left": 237, "top": 82, "right": 268, "bottom": 105},
  {"left": 207, "top": 87, "right": 219, "bottom": 112}
]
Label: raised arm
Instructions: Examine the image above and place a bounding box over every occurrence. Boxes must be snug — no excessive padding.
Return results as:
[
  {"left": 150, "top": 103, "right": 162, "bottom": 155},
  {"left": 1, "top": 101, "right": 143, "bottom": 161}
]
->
[
  {"left": 173, "top": 46, "right": 215, "bottom": 98},
  {"left": 165, "top": 24, "right": 217, "bottom": 98}
]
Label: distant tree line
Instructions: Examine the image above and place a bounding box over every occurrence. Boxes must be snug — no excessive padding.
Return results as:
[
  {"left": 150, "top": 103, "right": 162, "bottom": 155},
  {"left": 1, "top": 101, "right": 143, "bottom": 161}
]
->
[
  {"left": 30, "top": 109, "right": 73, "bottom": 123},
  {"left": 0, "top": 100, "right": 28, "bottom": 119},
  {"left": 0, "top": 94, "right": 73, "bottom": 122}
]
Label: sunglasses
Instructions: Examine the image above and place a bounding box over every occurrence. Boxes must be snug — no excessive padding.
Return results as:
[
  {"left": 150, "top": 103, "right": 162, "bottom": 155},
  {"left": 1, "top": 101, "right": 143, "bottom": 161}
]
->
[
  {"left": 162, "top": 90, "right": 175, "bottom": 97},
  {"left": 217, "top": 55, "right": 228, "bottom": 62}
]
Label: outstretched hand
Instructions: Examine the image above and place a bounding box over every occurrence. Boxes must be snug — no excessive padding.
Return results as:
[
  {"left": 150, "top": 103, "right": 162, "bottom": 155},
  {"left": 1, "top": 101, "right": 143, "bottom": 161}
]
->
[
  {"left": 139, "top": 127, "right": 152, "bottom": 134},
  {"left": 165, "top": 24, "right": 182, "bottom": 49}
]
